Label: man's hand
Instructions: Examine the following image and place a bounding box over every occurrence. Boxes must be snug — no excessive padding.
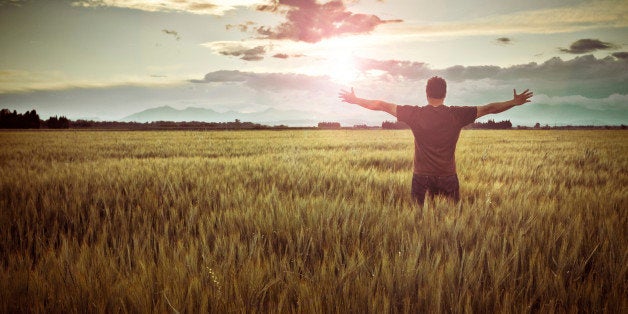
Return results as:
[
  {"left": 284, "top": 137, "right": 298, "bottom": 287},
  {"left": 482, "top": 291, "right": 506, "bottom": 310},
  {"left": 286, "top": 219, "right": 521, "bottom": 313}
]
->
[
  {"left": 337, "top": 87, "right": 398, "bottom": 117},
  {"left": 476, "top": 88, "right": 533, "bottom": 118},
  {"left": 339, "top": 87, "right": 358, "bottom": 104},
  {"left": 512, "top": 89, "right": 533, "bottom": 106}
]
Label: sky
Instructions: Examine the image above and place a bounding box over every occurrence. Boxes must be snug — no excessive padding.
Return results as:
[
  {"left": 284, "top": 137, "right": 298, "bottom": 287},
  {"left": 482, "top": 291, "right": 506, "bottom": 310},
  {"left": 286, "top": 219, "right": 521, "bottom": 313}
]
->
[{"left": 0, "top": 0, "right": 627, "bottom": 126}]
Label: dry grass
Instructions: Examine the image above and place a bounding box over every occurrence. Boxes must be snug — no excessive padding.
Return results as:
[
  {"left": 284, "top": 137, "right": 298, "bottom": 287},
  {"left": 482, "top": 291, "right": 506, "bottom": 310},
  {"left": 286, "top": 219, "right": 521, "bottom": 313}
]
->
[{"left": 0, "top": 130, "right": 626, "bottom": 313}]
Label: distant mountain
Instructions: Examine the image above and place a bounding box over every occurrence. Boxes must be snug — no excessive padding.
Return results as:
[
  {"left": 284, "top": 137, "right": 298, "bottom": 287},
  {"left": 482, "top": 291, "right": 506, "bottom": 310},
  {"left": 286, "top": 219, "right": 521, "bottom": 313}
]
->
[
  {"left": 121, "top": 106, "right": 222, "bottom": 122},
  {"left": 120, "top": 106, "right": 323, "bottom": 126}
]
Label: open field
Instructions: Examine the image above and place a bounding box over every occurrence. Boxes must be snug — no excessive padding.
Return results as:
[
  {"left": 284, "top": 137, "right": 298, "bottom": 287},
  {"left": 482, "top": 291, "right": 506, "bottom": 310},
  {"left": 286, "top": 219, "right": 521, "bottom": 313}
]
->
[{"left": 0, "top": 130, "right": 626, "bottom": 312}]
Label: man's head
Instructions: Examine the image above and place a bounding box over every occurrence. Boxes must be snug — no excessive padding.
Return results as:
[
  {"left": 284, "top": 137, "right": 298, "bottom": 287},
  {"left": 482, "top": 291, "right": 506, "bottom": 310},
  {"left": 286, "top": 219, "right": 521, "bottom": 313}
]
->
[{"left": 426, "top": 76, "right": 447, "bottom": 99}]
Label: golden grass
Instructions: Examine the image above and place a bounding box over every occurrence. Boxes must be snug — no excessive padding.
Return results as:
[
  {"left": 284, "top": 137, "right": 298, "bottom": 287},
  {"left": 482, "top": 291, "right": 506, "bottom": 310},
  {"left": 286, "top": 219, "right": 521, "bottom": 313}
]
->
[{"left": 0, "top": 130, "right": 626, "bottom": 312}]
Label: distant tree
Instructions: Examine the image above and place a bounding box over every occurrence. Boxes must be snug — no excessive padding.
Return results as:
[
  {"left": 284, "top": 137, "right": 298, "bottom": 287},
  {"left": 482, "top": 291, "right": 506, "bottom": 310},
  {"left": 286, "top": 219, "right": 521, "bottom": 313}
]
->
[
  {"left": 46, "top": 116, "right": 58, "bottom": 128},
  {"left": 72, "top": 120, "right": 93, "bottom": 128},
  {"left": 0, "top": 108, "right": 40, "bottom": 128},
  {"left": 318, "top": 122, "right": 341, "bottom": 129},
  {"left": 534, "top": 122, "right": 541, "bottom": 129},
  {"left": 46, "top": 116, "right": 70, "bottom": 129},
  {"left": 0, "top": 109, "right": 15, "bottom": 128},
  {"left": 58, "top": 116, "right": 70, "bottom": 128},
  {"left": 381, "top": 121, "right": 409, "bottom": 129},
  {"left": 466, "top": 119, "right": 512, "bottom": 129},
  {"left": 26, "top": 110, "right": 40, "bottom": 128}
]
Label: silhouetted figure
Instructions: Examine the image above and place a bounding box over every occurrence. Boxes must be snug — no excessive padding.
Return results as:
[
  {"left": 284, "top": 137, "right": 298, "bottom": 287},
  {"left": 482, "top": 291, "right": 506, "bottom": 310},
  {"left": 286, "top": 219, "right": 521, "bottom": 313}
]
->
[{"left": 339, "top": 76, "right": 533, "bottom": 206}]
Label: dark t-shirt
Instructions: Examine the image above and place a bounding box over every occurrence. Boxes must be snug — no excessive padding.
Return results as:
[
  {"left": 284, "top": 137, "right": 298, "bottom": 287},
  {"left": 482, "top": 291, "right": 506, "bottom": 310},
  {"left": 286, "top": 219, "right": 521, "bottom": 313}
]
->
[{"left": 397, "top": 105, "right": 477, "bottom": 176}]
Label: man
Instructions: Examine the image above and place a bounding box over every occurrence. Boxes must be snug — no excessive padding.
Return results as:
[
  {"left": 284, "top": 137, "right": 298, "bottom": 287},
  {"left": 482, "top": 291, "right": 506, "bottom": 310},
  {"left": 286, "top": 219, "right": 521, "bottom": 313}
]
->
[{"left": 339, "top": 76, "right": 533, "bottom": 206}]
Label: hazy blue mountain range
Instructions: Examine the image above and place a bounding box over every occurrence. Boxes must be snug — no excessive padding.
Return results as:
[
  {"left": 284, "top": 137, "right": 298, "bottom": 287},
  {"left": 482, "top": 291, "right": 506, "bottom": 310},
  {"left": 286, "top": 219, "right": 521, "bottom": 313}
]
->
[{"left": 120, "top": 106, "right": 324, "bottom": 126}]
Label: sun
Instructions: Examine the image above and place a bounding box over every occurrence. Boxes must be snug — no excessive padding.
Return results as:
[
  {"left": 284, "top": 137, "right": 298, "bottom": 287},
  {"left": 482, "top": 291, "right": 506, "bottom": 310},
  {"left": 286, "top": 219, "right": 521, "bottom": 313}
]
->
[
  {"left": 327, "top": 52, "right": 360, "bottom": 85},
  {"left": 285, "top": 36, "right": 365, "bottom": 85}
]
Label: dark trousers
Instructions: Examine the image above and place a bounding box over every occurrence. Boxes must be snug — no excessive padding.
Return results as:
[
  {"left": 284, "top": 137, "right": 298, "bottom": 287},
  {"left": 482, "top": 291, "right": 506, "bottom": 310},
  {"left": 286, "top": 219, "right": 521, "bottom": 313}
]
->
[{"left": 411, "top": 173, "right": 460, "bottom": 206}]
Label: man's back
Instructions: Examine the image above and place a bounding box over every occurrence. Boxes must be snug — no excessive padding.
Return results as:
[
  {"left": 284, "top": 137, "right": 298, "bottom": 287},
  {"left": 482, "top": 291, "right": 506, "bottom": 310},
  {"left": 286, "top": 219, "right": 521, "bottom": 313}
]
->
[{"left": 397, "top": 104, "right": 477, "bottom": 176}]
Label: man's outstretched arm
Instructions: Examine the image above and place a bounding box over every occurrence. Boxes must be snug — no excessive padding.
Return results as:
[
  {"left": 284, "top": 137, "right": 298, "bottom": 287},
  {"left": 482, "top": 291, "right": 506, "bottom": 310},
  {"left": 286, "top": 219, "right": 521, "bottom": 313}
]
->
[
  {"left": 476, "top": 89, "right": 533, "bottom": 118},
  {"left": 339, "top": 88, "right": 398, "bottom": 117}
]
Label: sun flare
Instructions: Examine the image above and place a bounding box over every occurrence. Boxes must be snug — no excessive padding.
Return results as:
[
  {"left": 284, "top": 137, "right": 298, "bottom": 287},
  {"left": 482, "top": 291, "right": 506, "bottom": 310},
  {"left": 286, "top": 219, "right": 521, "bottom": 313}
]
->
[{"left": 327, "top": 53, "right": 360, "bottom": 85}]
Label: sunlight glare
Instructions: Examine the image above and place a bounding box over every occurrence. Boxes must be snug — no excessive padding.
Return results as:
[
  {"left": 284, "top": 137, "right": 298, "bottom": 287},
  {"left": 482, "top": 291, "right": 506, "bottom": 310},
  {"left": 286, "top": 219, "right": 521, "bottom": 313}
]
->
[{"left": 328, "top": 53, "right": 360, "bottom": 85}]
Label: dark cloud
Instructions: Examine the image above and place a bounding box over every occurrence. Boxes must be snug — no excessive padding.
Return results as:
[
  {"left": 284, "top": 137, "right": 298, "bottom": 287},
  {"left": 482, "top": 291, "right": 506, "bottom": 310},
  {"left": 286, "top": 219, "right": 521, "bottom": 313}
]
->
[
  {"left": 254, "top": 0, "right": 402, "bottom": 43},
  {"left": 559, "top": 38, "right": 619, "bottom": 54},
  {"left": 612, "top": 52, "right": 628, "bottom": 60},
  {"left": 161, "top": 29, "right": 180, "bottom": 40},
  {"left": 495, "top": 37, "right": 512, "bottom": 45},
  {"left": 218, "top": 45, "right": 266, "bottom": 61}
]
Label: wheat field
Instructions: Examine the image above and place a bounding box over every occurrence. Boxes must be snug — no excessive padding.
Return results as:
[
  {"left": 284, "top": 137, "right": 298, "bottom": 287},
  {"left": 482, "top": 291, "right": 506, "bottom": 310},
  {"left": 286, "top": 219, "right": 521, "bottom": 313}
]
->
[{"left": 0, "top": 130, "right": 626, "bottom": 313}]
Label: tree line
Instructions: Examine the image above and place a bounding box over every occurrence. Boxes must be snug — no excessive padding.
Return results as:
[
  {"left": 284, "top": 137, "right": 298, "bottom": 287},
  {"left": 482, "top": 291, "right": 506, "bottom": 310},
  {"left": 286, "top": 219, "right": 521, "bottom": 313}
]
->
[
  {"left": 2, "top": 109, "right": 625, "bottom": 130},
  {"left": 0, "top": 109, "right": 280, "bottom": 130},
  {"left": 0, "top": 109, "right": 69, "bottom": 129},
  {"left": 465, "top": 119, "right": 513, "bottom": 129}
]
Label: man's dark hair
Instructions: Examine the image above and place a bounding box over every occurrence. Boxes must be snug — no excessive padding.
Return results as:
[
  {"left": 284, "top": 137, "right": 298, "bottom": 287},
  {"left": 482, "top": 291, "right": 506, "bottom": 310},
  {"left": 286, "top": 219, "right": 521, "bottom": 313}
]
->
[{"left": 426, "top": 76, "right": 447, "bottom": 99}]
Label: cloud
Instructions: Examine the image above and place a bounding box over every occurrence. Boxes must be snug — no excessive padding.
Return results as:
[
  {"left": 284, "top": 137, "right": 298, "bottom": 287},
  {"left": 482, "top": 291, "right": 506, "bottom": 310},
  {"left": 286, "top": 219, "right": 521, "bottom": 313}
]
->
[
  {"left": 206, "top": 41, "right": 311, "bottom": 61},
  {"left": 531, "top": 93, "right": 628, "bottom": 111},
  {"left": 190, "top": 70, "right": 249, "bottom": 83},
  {"left": 0, "top": 0, "right": 26, "bottom": 6},
  {"left": 235, "top": 46, "right": 266, "bottom": 61},
  {"left": 253, "top": 0, "right": 402, "bottom": 43},
  {"left": 0, "top": 69, "right": 186, "bottom": 94},
  {"left": 161, "top": 29, "right": 180, "bottom": 40},
  {"left": 272, "top": 53, "right": 304, "bottom": 59},
  {"left": 186, "top": 57, "right": 628, "bottom": 124},
  {"left": 380, "top": 1, "right": 628, "bottom": 38},
  {"left": 356, "top": 58, "right": 429, "bottom": 80},
  {"left": 352, "top": 54, "right": 628, "bottom": 100},
  {"left": 191, "top": 70, "right": 337, "bottom": 92},
  {"left": 71, "top": 0, "right": 268, "bottom": 16},
  {"left": 495, "top": 37, "right": 512, "bottom": 45},
  {"left": 358, "top": 54, "right": 627, "bottom": 81},
  {"left": 207, "top": 43, "right": 267, "bottom": 61},
  {"left": 272, "top": 53, "right": 289, "bottom": 59},
  {"left": 226, "top": 21, "right": 257, "bottom": 32},
  {"left": 559, "top": 39, "right": 620, "bottom": 54},
  {"left": 612, "top": 52, "right": 628, "bottom": 60}
]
